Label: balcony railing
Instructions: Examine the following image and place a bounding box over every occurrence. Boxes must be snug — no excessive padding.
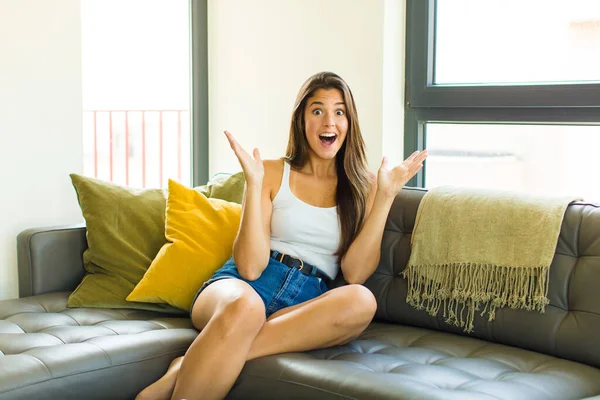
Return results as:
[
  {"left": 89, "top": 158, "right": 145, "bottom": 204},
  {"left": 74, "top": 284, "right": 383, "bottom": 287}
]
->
[{"left": 83, "top": 110, "right": 191, "bottom": 189}]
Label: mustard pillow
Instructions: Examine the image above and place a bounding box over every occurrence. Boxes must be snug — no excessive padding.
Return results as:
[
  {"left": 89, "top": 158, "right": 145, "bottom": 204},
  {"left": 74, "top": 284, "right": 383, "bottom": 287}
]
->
[{"left": 126, "top": 179, "right": 242, "bottom": 311}]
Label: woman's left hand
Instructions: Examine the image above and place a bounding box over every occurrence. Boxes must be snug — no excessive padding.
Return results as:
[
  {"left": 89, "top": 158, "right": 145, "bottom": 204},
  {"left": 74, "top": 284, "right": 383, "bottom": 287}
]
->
[{"left": 377, "top": 150, "right": 429, "bottom": 198}]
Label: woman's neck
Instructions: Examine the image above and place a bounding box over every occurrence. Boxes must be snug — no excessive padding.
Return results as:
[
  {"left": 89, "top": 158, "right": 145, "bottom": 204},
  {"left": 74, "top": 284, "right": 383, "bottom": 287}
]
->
[{"left": 300, "top": 156, "right": 337, "bottom": 178}]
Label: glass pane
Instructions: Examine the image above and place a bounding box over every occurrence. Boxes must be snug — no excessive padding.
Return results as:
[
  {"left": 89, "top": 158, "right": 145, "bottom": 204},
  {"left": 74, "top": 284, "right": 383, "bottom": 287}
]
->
[
  {"left": 81, "top": 0, "right": 191, "bottom": 188},
  {"left": 435, "top": 0, "right": 600, "bottom": 85},
  {"left": 425, "top": 123, "right": 600, "bottom": 202}
]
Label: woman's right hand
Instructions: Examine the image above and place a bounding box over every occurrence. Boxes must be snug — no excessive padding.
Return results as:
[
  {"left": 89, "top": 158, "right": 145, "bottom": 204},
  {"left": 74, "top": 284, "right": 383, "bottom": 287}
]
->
[{"left": 224, "top": 130, "right": 264, "bottom": 186}]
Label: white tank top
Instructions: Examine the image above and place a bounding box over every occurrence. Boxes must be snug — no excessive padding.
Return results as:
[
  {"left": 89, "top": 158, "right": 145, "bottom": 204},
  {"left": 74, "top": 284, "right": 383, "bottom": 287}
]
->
[{"left": 270, "top": 161, "right": 341, "bottom": 280}]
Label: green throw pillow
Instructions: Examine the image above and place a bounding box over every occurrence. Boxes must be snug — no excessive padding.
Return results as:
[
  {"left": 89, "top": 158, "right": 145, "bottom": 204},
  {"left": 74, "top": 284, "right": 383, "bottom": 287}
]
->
[
  {"left": 67, "top": 172, "right": 245, "bottom": 312},
  {"left": 200, "top": 172, "right": 245, "bottom": 204}
]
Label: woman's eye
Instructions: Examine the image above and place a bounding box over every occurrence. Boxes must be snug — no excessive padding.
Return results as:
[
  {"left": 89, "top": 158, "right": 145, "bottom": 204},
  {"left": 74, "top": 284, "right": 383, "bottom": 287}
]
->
[
  {"left": 336, "top": 110, "right": 345, "bottom": 116},
  {"left": 312, "top": 109, "right": 323, "bottom": 116}
]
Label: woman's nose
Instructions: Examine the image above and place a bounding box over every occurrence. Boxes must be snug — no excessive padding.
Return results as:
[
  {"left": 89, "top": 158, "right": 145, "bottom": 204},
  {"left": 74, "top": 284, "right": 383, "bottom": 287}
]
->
[{"left": 323, "top": 113, "right": 336, "bottom": 127}]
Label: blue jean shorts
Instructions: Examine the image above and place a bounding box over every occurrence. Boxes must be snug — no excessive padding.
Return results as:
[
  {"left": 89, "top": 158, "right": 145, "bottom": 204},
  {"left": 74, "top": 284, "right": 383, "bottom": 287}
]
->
[{"left": 189, "top": 251, "right": 330, "bottom": 318}]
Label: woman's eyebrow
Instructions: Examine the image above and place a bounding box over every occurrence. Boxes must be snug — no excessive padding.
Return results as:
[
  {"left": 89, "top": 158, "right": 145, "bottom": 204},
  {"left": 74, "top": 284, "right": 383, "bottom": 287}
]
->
[{"left": 308, "top": 101, "right": 346, "bottom": 107}]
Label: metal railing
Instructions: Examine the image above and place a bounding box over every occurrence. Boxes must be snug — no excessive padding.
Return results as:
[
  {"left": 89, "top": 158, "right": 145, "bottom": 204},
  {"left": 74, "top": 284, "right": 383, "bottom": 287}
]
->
[{"left": 83, "top": 110, "right": 190, "bottom": 188}]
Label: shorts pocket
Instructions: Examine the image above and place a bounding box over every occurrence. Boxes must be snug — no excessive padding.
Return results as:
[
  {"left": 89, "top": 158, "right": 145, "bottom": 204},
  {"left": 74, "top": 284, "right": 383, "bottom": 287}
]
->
[{"left": 315, "top": 277, "right": 329, "bottom": 296}]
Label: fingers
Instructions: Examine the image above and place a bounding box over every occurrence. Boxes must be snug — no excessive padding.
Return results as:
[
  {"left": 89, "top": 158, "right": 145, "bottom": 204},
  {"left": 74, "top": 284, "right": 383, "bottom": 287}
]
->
[
  {"left": 406, "top": 150, "right": 428, "bottom": 163},
  {"left": 406, "top": 151, "right": 420, "bottom": 162},
  {"left": 414, "top": 149, "right": 428, "bottom": 164},
  {"left": 408, "top": 162, "right": 424, "bottom": 179},
  {"left": 224, "top": 130, "right": 248, "bottom": 157},
  {"left": 224, "top": 130, "right": 263, "bottom": 164},
  {"left": 403, "top": 150, "right": 429, "bottom": 169},
  {"left": 224, "top": 130, "right": 237, "bottom": 150},
  {"left": 380, "top": 156, "right": 388, "bottom": 170}
]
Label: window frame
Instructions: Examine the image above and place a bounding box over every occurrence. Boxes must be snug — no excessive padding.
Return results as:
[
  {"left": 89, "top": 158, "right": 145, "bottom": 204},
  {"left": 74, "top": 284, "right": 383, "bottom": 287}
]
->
[
  {"left": 404, "top": 0, "right": 600, "bottom": 187},
  {"left": 191, "top": 0, "right": 209, "bottom": 186}
]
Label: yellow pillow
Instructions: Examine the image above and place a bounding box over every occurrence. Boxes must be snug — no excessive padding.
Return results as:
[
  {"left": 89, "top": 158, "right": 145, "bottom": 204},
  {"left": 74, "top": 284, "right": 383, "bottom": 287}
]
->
[{"left": 126, "top": 179, "right": 242, "bottom": 311}]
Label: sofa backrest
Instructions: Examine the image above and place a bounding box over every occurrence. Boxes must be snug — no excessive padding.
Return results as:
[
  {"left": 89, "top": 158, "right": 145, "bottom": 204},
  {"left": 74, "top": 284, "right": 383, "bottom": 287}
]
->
[{"left": 366, "top": 188, "right": 600, "bottom": 369}]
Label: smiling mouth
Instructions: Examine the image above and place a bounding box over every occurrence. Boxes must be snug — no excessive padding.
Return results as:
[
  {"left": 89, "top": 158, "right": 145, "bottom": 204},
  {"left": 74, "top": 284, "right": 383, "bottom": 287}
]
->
[{"left": 319, "top": 133, "right": 337, "bottom": 145}]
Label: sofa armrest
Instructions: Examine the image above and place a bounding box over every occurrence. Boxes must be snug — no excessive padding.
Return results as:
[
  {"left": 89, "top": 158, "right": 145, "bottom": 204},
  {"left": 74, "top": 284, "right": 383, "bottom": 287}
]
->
[{"left": 17, "top": 224, "right": 88, "bottom": 298}]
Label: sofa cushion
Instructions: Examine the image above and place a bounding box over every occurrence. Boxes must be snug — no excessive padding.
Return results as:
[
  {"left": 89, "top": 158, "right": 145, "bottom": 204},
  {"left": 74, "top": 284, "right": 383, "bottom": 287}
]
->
[
  {"left": 3, "top": 295, "right": 599, "bottom": 399},
  {"left": 0, "top": 292, "right": 196, "bottom": 400},
  {"left": 230, "top": 322, "right": 600, "bottom": 400},
  {"left": 126, "top": 179, "right": 242, "bottom": 311}
]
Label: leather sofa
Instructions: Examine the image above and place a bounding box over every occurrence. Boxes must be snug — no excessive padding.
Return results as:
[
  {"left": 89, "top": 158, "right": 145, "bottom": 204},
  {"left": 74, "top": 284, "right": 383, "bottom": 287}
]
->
[{"left": 2, "top": 188, "right": 600, "bottom": 399}]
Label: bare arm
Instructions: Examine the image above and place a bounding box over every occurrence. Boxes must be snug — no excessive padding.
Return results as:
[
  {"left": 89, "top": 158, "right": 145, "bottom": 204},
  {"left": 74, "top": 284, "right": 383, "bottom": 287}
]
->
[
  {"left": 232, "top": 180, "right": 272, "bottom": 280},
  {"left": 224, "top": 131, "right": 273, "bottom": 280},
  {"left": 341, "top": 151, "right": 428, "bottom": 285},
  {"left": 340, "top": 176, "right": 390, "bottom": 284}
]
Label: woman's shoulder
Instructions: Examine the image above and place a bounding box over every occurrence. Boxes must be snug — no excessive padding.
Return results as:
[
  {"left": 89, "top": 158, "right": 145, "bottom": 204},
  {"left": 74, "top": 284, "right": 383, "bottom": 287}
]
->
[
  {"left": 262, "top": 159, "right": 286, "bottom": 190},
  {"left": 263, "top": 158, "right": 284, "bottom": 167},
  {"left": 262, "top": 158, "right": 285, "bottom": 175}
]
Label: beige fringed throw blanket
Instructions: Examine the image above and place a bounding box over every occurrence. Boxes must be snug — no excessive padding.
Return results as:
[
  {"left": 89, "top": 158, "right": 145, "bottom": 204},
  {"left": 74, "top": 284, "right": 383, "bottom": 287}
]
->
[{"left": 403, "top": 186, "right": 581, "bottom": 333}]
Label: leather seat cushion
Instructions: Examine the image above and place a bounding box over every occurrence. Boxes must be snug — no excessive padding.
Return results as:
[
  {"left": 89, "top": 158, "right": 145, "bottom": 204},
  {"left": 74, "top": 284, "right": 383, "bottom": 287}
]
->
[
  {"left": 0, "top": 292, "right": 196, "bottom": 399},
  {"left": 2, "top": 292, "right": 600, "bottom": 400},
  {"left": 230, "top": 322, "right": 600, "bottom": 400}
]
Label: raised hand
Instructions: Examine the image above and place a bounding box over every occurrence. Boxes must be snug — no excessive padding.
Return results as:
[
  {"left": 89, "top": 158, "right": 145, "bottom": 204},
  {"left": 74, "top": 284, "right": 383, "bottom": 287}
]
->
[
  {"left": 224, "top": 130, "right": 264, "bottom": 186},
  {"left": 377, "top": 150, "right": 429, "bottom": 198}
]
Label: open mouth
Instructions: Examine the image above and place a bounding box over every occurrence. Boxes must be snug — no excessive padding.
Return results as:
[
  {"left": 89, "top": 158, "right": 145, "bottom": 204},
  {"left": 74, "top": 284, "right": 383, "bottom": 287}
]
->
[{"left": 319, "top": 133, "right": 337, "bottom": 146}]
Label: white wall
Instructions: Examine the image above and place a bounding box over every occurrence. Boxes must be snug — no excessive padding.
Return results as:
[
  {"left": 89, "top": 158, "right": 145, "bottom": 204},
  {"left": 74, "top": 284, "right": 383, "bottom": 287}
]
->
[
  {"left": 382, "top": 0, "right": 406, "bottom": 167},
  {"left": 208, "top": 0, "right": 406, "bottom": 175},
  {"left": 0, "top": 1, "right": 84, "bottom": 300}
]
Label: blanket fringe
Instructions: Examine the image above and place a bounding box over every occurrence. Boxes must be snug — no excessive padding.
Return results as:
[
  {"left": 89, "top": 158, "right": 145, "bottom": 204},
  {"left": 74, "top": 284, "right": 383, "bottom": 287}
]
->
[{"left": 402, "top": 263, "right": 550, "bottom": 333}]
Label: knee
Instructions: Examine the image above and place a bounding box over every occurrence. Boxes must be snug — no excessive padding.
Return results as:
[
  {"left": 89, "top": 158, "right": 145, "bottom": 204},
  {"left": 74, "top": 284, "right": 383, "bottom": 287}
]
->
[
  {"left": 338, "top": 284, "right": 377, "bottom": 327},
  {"left": 351, "top": 284, "right": 377, "bottom": 321},
  {"left": 215, "top": 292, "right": 266, "bottom": 336}
]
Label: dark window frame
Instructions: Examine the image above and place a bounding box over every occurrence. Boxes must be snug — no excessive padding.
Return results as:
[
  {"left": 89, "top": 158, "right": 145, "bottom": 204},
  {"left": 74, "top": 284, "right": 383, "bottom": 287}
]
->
[
  {"left": 191, "top": 0, "right": 209, "bottom": 186},
  {"left": 404, "top": 0, "right": 600, "bottom": 187}
]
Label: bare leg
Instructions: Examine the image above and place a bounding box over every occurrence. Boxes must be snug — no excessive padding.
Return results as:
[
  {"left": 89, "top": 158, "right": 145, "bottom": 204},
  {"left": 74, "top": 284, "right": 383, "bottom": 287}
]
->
[
  {"left": 135, "top": 356, "right": 184, "bottom": 400},
  {"left": 247, "top": 284, "right": 377, "bottom": 360},
  {"left": 171, "top": 279, "right": 266, "bottom": 400},
  {"left": 136, "top": 279, "right": 265, "bottom": 400},
  {"left": 137, "top": 284, "right": 376, "bottom": 400}
]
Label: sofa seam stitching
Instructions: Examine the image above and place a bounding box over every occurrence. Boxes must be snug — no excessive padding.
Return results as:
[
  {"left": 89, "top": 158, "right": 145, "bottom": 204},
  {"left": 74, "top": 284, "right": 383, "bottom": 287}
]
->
[
  {"left": 240, "top": 373, "right": 357, "bottom": 399},
  {"left": 25, "top": 233, "right": 34, "bottom": 298},
  {"left": 566, "top": 209, "right": 584, "bottom": 312}
]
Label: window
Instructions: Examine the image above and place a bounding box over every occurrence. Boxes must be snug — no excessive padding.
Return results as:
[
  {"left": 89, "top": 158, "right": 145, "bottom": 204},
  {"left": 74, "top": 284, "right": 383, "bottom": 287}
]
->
[
  {"left": 435, "top": 0, "right": 600, "bottom": 85},
  {"left": 405, "top": 0, "right": 600, "bottom": 200},
  {"left": 81, "top": 0, "right": 208, "bottom": 188}
]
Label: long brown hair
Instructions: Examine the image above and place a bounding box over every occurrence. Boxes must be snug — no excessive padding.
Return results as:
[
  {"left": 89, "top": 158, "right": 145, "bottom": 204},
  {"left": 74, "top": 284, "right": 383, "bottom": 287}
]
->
[{"left": 284, "top": 72, "right": 371, "bottom": 260}]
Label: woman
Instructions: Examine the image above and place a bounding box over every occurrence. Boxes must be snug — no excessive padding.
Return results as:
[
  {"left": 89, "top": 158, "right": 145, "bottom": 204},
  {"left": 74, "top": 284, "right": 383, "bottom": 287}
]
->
[{"left": 136, "top": 71, "right": 428, "bottom": 400}]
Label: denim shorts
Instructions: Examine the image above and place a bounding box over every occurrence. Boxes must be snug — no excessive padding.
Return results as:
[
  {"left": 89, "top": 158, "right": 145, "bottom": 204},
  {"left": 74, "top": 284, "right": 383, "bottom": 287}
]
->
[{"left": 189, "top": 251, "right": 330, "bottom": 318}]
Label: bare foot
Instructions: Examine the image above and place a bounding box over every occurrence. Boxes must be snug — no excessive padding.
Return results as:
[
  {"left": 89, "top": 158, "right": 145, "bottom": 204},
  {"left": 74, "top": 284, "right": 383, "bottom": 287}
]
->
[{"left": 135, "top": 356, "right": 184, "bottom": 400}]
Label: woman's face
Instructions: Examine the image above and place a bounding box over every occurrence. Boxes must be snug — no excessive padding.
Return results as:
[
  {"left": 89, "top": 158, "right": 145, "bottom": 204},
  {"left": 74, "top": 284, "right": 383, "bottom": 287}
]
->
[{"left": 303, "top": 88, "right": 348, "bottom": 161}]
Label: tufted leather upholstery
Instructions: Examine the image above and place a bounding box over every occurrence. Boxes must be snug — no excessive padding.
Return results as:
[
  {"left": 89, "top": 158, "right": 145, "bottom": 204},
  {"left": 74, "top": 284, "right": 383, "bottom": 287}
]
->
[
  {"left": 0, "top": 292, "right": 195, "bottom": 400},
  {"left": 367, "top": 188, "right": 600, "bottom": 369},
  {"left": 231, "top": 322, "right": 600, "bottom": 400},
  {"left": 4, "top": 188, "right": 600, "bottom": 399}
]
